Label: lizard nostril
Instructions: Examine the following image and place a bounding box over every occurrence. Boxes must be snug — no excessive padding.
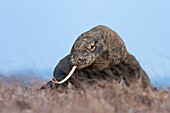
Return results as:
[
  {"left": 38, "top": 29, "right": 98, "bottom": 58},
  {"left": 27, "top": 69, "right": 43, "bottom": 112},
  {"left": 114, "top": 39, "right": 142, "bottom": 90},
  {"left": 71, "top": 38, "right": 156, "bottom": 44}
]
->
[{"left": 78, "top": 56, "right": 83, "bottom": 62}]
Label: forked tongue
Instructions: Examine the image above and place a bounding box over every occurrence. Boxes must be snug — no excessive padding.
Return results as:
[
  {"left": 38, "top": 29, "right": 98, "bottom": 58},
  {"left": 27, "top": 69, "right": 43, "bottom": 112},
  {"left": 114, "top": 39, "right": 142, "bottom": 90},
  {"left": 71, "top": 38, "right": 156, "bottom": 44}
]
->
[{"left": 49, "top": 66, "right": 77, "bottom": 84}]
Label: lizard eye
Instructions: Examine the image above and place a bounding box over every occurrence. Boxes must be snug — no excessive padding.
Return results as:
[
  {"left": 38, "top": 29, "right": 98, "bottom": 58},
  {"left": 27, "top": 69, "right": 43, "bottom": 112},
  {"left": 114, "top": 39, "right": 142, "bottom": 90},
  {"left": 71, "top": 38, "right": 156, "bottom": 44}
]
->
[{"left": 87, "top": 43, "right": 95, "bottom": 51}]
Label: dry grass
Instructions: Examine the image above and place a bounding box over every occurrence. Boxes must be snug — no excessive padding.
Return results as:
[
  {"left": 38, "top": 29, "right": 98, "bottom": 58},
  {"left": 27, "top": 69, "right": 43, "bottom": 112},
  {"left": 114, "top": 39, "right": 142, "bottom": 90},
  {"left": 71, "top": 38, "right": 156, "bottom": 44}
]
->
[{"left": 0, "top": 76, "right": 170, "bottom": 113}]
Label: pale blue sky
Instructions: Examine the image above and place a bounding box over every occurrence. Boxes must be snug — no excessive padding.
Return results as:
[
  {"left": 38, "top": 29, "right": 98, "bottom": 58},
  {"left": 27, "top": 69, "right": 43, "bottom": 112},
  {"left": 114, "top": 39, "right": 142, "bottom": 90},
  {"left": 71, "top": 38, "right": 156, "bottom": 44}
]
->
[{"left": 0, "top": 0, "right": 170, "bottom": 86}]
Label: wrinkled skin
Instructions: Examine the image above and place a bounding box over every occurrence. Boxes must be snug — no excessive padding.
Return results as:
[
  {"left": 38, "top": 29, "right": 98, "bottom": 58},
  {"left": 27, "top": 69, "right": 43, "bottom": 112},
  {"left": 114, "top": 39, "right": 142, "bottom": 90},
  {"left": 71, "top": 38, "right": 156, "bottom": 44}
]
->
[
  {"left": 70, "top": 25, "right": 127, "bottom": 71},
  {"left": 40, "top": 25, "right": 152, "bottom": 90}
]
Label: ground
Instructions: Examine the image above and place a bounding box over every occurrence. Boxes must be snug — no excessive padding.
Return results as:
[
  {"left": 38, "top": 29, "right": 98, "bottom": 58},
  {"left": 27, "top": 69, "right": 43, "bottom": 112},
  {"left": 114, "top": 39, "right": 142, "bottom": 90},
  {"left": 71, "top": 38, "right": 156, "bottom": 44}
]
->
[{"left": 0, "top": 75, "right": 170, "bottom": 113}]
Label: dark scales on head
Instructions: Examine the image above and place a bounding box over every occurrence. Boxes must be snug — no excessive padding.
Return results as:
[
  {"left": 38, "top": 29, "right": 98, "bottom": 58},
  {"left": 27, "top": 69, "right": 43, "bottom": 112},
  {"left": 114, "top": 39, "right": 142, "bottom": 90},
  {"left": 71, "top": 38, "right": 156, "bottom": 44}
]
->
[{"left": 40, "top": 25, "right": 153, "bottom": 90}]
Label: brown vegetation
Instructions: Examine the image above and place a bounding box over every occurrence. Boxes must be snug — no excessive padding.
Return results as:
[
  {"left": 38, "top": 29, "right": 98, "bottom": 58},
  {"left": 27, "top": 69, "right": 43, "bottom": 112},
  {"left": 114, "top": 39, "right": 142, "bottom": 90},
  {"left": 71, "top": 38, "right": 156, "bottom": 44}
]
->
[{"left": 0, "top": 77, "right": 170, "bottom": 113}]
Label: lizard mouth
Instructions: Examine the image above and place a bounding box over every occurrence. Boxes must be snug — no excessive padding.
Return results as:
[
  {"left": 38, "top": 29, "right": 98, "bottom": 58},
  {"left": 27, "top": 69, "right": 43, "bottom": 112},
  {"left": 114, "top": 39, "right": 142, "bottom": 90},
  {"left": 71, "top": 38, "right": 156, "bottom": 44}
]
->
[
  {"left": 49, "top": 53, "right": 95, "bottom": 84},
  {"left": 49, "top": 66, "right": 77, "bottom": 84},
  {"left": 70, "top": 53, "right": 95, "bottom": 70},
  {"left": 75, "top": 57, "right": 96, "bottom": 70}
]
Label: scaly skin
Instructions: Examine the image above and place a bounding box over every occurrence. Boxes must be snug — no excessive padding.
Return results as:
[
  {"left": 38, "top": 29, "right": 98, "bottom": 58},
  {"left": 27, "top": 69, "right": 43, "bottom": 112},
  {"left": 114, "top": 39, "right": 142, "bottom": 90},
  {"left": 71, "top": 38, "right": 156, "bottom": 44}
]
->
[{"left": 40, "top": 25, "right": 152, "bottom": 90}]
